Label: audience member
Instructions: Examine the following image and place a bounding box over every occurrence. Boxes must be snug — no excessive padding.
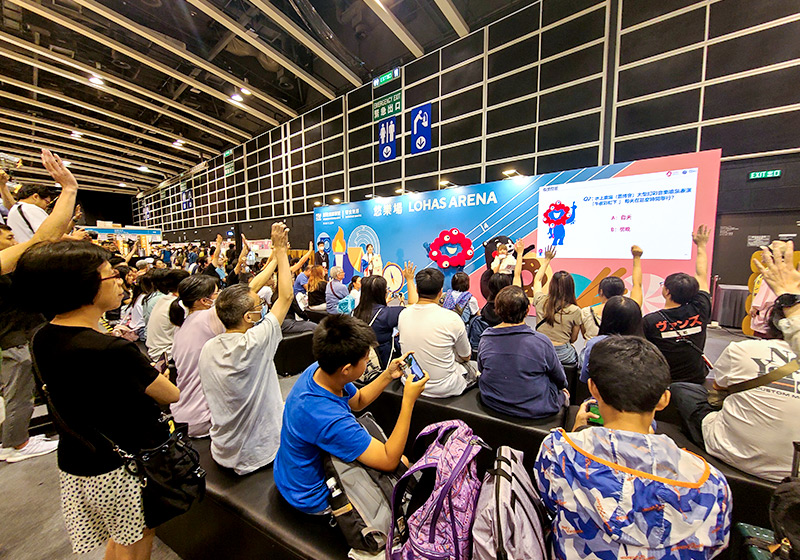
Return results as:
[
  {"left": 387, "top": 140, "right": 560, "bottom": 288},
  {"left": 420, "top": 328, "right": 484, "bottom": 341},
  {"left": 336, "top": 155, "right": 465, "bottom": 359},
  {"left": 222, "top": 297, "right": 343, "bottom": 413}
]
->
[
  {"left": 274, "top": 315, "right": 429, "bottom": 513},
  {"left": 348, "top": 274, "right": 362, "bottom": 307},
  {"left": 325, "top": 266, "right": 349, "bottom": 314},
  {"left": 535, "top": 336, "right": 731, "bottom": 559},
  {"left": 169, "top": 274, "right": 221, "bottom": 437},
  {"left": 754, "top": 240, "right": 800, "bottom": 355},
  {"left": 306, "top": 265, "right": 327, "bottom": 312},
  {"left": 398, "top": 268, "right": 475, "bottom": 398},
  {"left": 670, "top": 304, "right": 800, "bottom": 482},
  {"left": 530, "top": 246, "right": 582, "bottom": 367},
  {"left": 16, "top": 238, "right": 179, "bottom": 558},
  {"left": 293, "top": 261, "right": 311, "bottom": 296},
  {"left": 580, "top": 246, "right": 642, "bottom": 340},
  {"left": 6, "top": 184, "right": 56, "bottom": 243},
  {"left": 0, "top": 170, "right": 15, "bottom": 225},
  {"left": 442, "top": 271, "right": 478, "bottom": 323},
  {"left": 643, "top": 225, "right": 711, "bottom": 384},
  {"left": 123, "top": 272, "right": 155, "bottom": 341},
  {"left": 353, "top": 264, "right": 418, "bottom": 367},
  {"left": 145, "top": 269, "right": 190, "bottom": 361},
  {"left": 478, "top": 286, "right": 567, "bottom": 418},
  {"left": 579, "top": 295, "right": 643, "bottom": 383},
  {"left": 0, "top": 149, "right": 79, "bottom": 463},
  {"left": 199, "top": 223, "right": 293, "bottom": 475},
  {"left": 480, "top": 272, "right": 513, "bottom": 327}
]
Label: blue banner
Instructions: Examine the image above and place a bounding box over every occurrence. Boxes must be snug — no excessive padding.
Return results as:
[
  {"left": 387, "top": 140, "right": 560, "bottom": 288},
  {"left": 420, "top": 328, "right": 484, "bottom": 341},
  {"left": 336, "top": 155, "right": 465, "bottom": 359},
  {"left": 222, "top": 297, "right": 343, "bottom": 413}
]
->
[
  {"left": 378, "top": 116, "right": 397, "bottom": 162},
  {"left": 410, "top": 103, "right": 432, "bottom": 154}
]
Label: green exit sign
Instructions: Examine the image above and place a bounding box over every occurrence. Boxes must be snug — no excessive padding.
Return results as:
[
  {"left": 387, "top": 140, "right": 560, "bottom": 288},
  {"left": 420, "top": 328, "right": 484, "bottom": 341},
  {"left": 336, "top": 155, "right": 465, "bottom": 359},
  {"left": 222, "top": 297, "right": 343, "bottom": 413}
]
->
[
  {"left": 372, "top": 68, "right": 400, "bottom": 88},
  {"left": 223, "top": 149, "right": 233, "bottom": 158},
  {"left": 749, "top": 169, "right": 781, "bottom": 180}
]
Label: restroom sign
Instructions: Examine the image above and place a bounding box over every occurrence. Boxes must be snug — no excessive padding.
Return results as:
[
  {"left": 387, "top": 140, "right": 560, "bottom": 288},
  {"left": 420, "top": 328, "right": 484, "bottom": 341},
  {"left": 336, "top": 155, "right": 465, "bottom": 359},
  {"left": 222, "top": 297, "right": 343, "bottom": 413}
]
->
[{"left": 378, "top": 117, "right": 397, "bottom": 162}]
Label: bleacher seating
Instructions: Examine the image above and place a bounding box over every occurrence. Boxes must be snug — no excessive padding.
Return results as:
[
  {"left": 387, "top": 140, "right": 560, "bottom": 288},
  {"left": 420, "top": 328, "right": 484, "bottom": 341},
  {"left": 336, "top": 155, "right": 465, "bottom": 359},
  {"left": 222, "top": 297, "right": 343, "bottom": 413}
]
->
[
  {"left": 305, "top": 309, "right": 328, "bottom": 324},
  {"left": 156, "top": 437, "right": 349, "bottom": 560},
  {"left": 157, "top": 380, "right": 778, "bottom": 558},
  {"left": 274, "top": 331, "right": 314, "bottom": 377}
]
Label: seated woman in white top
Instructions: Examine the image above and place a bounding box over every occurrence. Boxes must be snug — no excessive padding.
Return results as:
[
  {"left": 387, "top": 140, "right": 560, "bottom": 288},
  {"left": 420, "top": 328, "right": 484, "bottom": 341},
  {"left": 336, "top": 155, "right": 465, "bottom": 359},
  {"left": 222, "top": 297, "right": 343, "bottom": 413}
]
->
[{"left": 580, "top": 246, "right": 644, "bottom": 340}]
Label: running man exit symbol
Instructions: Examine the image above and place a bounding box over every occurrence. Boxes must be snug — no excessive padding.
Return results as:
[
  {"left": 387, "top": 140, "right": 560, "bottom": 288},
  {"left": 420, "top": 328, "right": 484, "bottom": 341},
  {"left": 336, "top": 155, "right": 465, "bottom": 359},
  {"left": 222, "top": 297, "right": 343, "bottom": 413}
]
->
[
  {"left": 411, "top": 103, "right": 432, "bottom": 154},
  {"left": 378, "top": 116, "right": 396, "bottom": 162}
]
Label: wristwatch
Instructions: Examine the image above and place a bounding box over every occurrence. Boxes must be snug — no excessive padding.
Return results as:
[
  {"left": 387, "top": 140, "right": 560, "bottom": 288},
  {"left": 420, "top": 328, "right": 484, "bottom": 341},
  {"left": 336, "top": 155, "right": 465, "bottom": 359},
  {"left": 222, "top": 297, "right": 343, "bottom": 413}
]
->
[{"left": 774, "top": 293, "right": 800, "bottom": 308}]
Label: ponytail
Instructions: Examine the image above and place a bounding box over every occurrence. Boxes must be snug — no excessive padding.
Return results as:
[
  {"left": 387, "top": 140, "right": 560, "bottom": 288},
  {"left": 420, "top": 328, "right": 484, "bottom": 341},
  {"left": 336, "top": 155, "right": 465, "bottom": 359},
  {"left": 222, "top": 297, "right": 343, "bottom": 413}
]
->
[{"left": 169, "top": 275, "right": 218, "bottom": 327}]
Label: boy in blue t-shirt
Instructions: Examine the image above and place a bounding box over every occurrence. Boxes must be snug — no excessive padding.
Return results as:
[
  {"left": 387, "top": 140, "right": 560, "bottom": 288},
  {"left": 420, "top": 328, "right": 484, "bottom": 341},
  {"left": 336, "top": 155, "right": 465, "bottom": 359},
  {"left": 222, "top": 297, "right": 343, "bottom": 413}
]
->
[{"left": 274, "top": 314, "right": 429, "bottom": 514}]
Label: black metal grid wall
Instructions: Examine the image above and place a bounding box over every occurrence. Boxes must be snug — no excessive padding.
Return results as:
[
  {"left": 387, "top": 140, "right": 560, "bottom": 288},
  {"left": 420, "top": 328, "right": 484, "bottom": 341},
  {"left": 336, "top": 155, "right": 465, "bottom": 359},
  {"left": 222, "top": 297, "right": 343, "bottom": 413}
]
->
[{"left": 134, "top": 0, "right": 800, "bottom": 233}]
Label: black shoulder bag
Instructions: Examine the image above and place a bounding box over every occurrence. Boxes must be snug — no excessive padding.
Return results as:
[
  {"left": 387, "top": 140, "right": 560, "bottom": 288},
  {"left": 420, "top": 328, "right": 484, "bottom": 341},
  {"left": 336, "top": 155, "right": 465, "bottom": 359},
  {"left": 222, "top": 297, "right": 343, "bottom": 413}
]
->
[{"left": 30, "top": 341, "right": 206, "bottom": 528}]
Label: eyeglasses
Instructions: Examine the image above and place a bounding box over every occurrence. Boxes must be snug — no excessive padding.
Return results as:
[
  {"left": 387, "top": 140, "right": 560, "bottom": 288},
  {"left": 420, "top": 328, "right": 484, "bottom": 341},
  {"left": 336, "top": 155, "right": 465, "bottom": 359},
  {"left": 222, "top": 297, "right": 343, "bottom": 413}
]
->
[{"left": 100, "top": 270, "right": 121, "bottom": 281}]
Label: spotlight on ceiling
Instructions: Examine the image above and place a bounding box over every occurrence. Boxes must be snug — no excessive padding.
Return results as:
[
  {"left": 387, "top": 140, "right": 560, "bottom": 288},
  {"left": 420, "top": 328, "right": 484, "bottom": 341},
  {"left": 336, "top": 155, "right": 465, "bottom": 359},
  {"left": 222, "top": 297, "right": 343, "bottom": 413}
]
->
[
  {"left": 231, "top": 93, "right": 244, "bottom": 102},
  {"left": 395, "top": 188, "right": 404, "bottom": 194},
  {"left": 172, "top": 139, "right": 185, "bottom": 147},
  {"left": 502, "top": 169, "right": 520, "bottom": 177},
  {"left": 119, "top": 182, "right": 127, "bottom": 188},
  {"left": 70, "top": 131, "right": 82, "bottom": 138},
  {"left": 240, "top": 87, "right": 252, "bottom": 96},
  {"left": 332, "top": 197, "right": 341, "bottom": 203},
  {"left": 61, "top": 160, "right": 72, "bottom": 167},
  {"left": 88, "top": 76, "right": 104, "bottom": 86},
  {"left": 365, "top": 193, "right": 373, "bottom": 198},
  {"left": 439, "top": 180, "right": 457, "bottom": 188},
  {"left": 136, "top": 190, "right": 144, "bottom": 199},
  {"left": 314, "top": 201, "right": 321, "bottom": 206},
  {"left": 138, "top": 165, "right": 150, "bottom": 172}
]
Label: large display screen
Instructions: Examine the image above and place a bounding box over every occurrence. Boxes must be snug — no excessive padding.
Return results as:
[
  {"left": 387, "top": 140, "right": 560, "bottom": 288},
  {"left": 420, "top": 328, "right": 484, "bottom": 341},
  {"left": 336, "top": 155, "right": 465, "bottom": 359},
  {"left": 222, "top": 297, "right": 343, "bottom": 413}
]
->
[{"left": 314, "top": 150, "right": 720, "bottom": 313}]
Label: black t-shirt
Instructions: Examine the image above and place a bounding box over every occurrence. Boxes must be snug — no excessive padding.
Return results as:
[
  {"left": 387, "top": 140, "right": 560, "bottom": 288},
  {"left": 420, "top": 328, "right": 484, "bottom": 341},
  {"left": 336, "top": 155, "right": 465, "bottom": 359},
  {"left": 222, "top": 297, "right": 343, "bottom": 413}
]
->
[
  {"left": 33, "top": 324, "right": 168, "bottom": 476},
  {"left": 308, "top": 281, "right": 327, "bottom": 306},
  {"left": 480, "top": 300, "right": 502, "bottom": 327},
  {"left": 0, "top": 272, "right": 46, "bottom": 350},
  {"left": 643, "top": 291, "right": 712, "bottom": 384}
]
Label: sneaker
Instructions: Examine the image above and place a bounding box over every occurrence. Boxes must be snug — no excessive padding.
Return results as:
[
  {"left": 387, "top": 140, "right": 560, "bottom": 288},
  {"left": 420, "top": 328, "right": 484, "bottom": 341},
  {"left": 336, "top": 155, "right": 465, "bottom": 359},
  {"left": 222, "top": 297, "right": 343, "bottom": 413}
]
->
[
  {"left": 0, "top": 447, "right": 16, "bottom": 461},
  {"left": 5, "top": 436, "right": 59, "bottom": 463}
]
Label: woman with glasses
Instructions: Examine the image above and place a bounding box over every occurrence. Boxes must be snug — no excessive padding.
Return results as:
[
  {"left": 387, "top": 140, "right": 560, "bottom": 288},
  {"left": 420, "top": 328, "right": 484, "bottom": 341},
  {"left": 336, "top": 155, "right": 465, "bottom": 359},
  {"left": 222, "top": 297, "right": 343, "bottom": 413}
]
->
[{"left": 16, "top": 240, "right": 180, "bottom": 559}]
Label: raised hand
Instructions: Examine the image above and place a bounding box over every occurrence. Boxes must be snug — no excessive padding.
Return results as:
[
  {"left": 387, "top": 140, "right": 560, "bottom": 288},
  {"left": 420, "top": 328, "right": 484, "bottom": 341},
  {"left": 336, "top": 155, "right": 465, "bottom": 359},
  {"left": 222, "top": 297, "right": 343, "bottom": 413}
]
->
[
  {"left": 544, "top": 245, "right": 556, "bottom": 260},
  {"left": 631, "top": 245, "right": 643, "bottom": 258},
  {"left": 754, "top": 240, "right": 800, "bottom": 297},
  {"left": 215, "top": 234, "right": 223, "bottom": 245},
  {"left": 72, "top": 204, "right": 83, "bottom": 223},
  {"left": 241, "top": 234, "right": 250, "bottom": 252},
  {"left": 271, "top": 222, "right": 289, "bottom": 250},
  {"left": 403, "top": 261, "right": 416, "bottom": 280},
  {"left": 692, "top": 224, "right": 710, "bottom": 247},
  {"left": 514, "top": 239, "right": 525, "bottom": 255},
  {"left": 0, "top": 169, "right": 8, "bottom": 185},
  {"left": 41, "top": 149, "right": 77, "bottom": 190}
]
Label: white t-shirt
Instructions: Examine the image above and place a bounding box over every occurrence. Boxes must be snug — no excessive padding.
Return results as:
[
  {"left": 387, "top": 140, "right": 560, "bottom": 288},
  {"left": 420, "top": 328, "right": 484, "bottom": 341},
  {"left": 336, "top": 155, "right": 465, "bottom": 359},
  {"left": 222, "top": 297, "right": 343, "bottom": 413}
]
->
[
  {"left": 146, "top": 294, "right": 177, "bottom": 360},
  {"left": 398, "top": 303, "right": 472, "bottom": 398},
  {"left": 703, "top": 338, "right": 800, "bottom": 482},
  {"left": 199, "top": 314, "right": 284, "bottom": 475},
  {"left": 7, "top": 202, "right": 48, "bottom": 243},
  {"left": 491, "top": 254, "right": 517, "bottom": 275},
  {"left": 258, "top": 286, "right": 273, "bottom": 305}
]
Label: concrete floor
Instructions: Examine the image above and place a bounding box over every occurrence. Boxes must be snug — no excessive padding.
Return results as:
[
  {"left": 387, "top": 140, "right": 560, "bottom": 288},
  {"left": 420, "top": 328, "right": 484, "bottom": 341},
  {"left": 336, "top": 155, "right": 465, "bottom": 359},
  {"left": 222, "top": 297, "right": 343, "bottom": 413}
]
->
[{"left": 0, "top": 327, "right": 751, "bottom": 559}]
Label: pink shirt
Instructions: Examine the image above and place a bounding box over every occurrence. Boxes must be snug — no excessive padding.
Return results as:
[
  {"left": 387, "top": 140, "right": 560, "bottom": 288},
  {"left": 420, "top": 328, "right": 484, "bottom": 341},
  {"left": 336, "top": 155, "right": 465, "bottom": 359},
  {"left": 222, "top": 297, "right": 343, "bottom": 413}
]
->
[
  {"left": 751, "top": 281, "right": 776, "bottom": 335},
  {"left": 171, "top": 308, "right": 225, "bottom": 436}
]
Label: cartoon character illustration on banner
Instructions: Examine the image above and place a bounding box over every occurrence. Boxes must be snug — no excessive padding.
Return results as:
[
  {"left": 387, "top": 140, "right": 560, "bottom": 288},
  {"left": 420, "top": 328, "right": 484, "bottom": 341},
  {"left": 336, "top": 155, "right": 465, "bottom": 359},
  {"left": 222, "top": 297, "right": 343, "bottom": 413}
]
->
[
  {"left": 424, "top": 228, "right": 474, "bottom": 285},
  {"left": 542, "top": 201, "right": 577, "bottom": 247}
]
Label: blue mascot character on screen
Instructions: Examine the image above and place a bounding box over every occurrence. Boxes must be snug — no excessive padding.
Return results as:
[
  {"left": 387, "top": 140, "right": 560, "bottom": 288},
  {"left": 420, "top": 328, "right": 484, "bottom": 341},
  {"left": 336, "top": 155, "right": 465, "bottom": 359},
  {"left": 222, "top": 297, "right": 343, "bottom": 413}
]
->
[{"left": 542, "top": 201, "right": 576, "bottom": 246}]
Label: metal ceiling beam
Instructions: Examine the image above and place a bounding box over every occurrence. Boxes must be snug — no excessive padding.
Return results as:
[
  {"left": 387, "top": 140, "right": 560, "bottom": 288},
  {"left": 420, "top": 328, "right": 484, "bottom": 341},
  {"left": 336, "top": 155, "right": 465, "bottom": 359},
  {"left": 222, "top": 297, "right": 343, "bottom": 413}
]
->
[
  {"left": 0, "top": 113, "right": 184, "bottom": 171},
  {"left": 433, "top": 0, "right": 469, "bottom": 37},
  {"left": 61, "top": 0, "right": 296, "bottom": 119},
  {"left": 0, "top": 121, "right": 181, "bottom": 173},
  {"left": 13, "top": 176, "right": 139, "bottom": 195},
  {"left": 1, "top": 145, "right": 156, "bottom": 185},
  {"left": 0, "top": 74, "right": 218, "bottom": 154},
  {"left": 0, "top": 30, "right": 250, "bottom": 142},
  {"left": 362, "top": 0, "right": 424, "bottom": 58},
  {"left": 9, "top": 0, "right": 286, "bottom": 126},
  {"left": 185, "top": 0, "right": 336, "bottom": 99},
  {"left": 248, "top": 0, "right": 362, "bottom": 87},
  {"left": 9, "top": 166, "right": 141, "bottom": 194},
  {"left": 0, "top": 89, "right": 204, "bottom": 158},
  {"left": 8, "top": 151, "right": 147, "bottom": 189},
  {"left": 2, "top": 107, "right": 195, "bottom": 167},
  {"left": 0, "top": 44, "right": 244, "bottom": 146},
  {"left": 0, "top": 134, "right": 164, "bottom": 181}
]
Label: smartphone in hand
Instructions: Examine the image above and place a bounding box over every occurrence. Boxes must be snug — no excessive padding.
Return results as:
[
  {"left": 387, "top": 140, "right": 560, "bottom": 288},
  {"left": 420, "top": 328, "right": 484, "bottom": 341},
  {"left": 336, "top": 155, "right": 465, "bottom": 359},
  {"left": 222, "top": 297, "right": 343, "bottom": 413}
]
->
[
  {"left": 154, "top": 352, "right": 169, "bottom": 375},
  {"left": 404, "top": 353, "right": 425, "bottom": 381}
]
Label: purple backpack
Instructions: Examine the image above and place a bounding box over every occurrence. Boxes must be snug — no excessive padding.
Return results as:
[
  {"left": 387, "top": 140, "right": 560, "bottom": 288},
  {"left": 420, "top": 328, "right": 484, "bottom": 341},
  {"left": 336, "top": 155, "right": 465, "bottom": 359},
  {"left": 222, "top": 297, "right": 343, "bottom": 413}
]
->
[{"left": 388, "top": 420, "right": 486, "bottom": 560}]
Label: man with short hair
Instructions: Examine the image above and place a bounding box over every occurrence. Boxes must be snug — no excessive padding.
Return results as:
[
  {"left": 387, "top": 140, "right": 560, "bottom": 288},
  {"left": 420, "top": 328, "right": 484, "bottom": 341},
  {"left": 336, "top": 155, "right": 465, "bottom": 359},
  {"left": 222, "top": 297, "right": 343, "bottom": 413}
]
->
[
  {"left": 398, "top": 268, "right": 475, "bottom": 398},
  {"left": 535, "top": 335, "right": 731, "bottom": 559},
  {"left": 293, "top": 261, "right": 312, "bottom": 296},
  {"left": 274, "top": 314, "right": 429, "bottom": 513},
  {"left": 199, "top": 223, "right": 292, "bottom": 474},
  {"left": 643, "top": 225, "right": 712, "bottom": 383},
  {"left": 0, "top": 224, "right": 15, "bottom": 250},
  {"left": 6, "top": 184, "right": 56, "bottom": 243},
  {"left": 315, "top": 241, "right": 329, "bottom": 270}
]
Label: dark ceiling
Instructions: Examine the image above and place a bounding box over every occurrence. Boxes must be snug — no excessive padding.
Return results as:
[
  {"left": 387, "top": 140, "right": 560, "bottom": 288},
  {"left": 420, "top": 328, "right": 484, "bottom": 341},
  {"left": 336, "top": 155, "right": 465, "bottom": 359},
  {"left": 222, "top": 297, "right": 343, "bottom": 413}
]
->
[{"left": 0, "top": 0, "right": 529, "bottom": 194}]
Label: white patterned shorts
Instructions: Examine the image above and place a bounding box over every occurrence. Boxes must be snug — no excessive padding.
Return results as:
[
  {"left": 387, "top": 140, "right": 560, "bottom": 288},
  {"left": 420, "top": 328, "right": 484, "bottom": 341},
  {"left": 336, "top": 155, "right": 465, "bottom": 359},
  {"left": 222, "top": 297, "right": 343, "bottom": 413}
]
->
[{"left": 59, "top": 466, "right": 146, "bottom": 553}]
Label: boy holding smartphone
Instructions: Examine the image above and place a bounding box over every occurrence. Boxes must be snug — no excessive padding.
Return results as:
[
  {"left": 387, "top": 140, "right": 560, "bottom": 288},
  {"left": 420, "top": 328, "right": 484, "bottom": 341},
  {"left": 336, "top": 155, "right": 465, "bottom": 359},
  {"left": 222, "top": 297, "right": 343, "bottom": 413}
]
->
[{"left": 274, "top": 314, "right": 429, "bottom": 514}]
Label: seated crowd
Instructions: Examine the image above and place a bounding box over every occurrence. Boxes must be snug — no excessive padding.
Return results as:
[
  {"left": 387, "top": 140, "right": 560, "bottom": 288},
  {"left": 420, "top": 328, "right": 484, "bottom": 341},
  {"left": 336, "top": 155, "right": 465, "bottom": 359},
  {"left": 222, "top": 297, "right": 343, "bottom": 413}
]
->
[{"left": 1, "top": 153, "right": 799, "bottom": 559}]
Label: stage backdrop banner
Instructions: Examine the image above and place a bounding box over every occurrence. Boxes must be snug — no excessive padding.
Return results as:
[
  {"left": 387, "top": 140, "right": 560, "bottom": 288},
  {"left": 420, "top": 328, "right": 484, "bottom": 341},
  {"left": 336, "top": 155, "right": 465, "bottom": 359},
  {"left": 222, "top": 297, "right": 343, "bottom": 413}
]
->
[{"left": 314, "top": 150, "right": 721, "bottom": 314}]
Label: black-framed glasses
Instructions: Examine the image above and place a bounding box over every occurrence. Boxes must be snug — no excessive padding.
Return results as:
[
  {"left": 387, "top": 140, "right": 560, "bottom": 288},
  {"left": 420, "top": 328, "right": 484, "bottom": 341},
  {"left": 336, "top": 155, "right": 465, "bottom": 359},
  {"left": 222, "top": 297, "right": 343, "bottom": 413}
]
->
[{"left": 100, "top": 270, "right": 121, "bottom": 281}]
